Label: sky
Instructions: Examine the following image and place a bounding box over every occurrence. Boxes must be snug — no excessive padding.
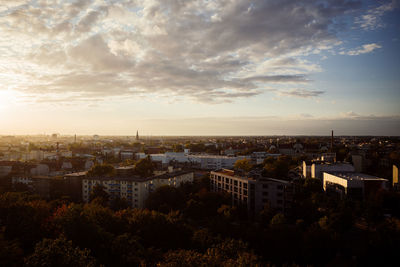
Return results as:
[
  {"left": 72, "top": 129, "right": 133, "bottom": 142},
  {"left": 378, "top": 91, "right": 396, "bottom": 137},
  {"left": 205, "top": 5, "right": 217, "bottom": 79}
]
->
[{"left": 0, "top": 0, "right": 399, "bottom": 136}]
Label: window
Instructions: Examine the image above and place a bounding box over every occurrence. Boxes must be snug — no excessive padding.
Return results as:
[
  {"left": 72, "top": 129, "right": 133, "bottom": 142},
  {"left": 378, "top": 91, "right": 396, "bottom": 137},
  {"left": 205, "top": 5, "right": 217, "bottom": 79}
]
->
[
  {"left": 234, "top": 180, "right": 238, "bottom": 186},
  {"left": 243, "top": 183, "right": 247, "bottom": 189},
  {"left": 277, "top": 185, "right": 284, "bottom": 190},
  {"left": 277, "top": 200, "right": 283, "bottom": 204},
  {"left": 262, "top": 192, "right": 268, "bottom": 196},
  {"left": 262, "top": 184, "right": 268, "bottom": 189},
  {"left": 243, "top": 190, "right": 247, "bottom": 196},
  {"left": 277, "top": 192, "right": 283, "bottom": 197}
]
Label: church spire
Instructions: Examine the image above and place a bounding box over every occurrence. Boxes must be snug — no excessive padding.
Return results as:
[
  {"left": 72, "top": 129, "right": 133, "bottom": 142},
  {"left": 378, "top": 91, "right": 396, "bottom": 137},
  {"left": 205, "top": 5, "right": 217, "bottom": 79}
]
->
[{"left": 136, "top": 130, "right": 139, "bottom": 141}]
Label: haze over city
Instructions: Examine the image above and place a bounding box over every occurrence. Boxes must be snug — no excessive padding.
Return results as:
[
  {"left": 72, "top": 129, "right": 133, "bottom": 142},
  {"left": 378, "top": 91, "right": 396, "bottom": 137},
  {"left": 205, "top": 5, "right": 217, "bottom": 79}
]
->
[{"left": 0, "top": 0, "right": 399, "bottom": 135}]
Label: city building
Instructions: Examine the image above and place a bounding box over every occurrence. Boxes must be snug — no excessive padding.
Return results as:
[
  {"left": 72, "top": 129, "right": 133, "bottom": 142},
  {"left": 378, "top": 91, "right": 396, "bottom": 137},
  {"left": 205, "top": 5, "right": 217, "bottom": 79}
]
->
[
  {"left": 323, "top": 172, "right": 388, "bottom": 200},
  {"left": 137, "top": 152, "right": 248, "bottom": 170},
  {"left": 82, "top": 170, "right": 194, "bottom": 208},
  {"left": 210, "top": 169, "right": 292, "bottom": 214},
  {"left": 302, "top": 161, "right": 355, "bottom": 180},
  {"left": 11, "top": 176, "right": 65, "bottom": 198}
]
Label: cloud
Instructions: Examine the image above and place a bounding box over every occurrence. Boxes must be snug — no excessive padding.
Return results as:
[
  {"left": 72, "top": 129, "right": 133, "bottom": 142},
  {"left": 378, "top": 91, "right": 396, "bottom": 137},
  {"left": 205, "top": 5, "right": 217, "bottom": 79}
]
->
[
  {"left": 278, "top": 89, "right": 325, "bottom": 98},
  {"left": 0, "top": 0, "right": 365, "bottom": 103},
  {"left": 355, "top": 1, "right": 397, "bottom": 30},
  {"left": 340, "top": 43, "right": 382, "bottom": 56}
]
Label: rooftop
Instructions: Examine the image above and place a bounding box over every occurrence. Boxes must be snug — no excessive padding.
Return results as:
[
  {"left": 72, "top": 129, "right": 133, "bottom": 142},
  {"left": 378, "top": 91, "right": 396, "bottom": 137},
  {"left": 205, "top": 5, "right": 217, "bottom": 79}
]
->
[
  {"left": 84, "top": 170, "right": 193, "bottom": 182},
  {"left": 327, "top": 172, "right": 387, "bottom": 181}
]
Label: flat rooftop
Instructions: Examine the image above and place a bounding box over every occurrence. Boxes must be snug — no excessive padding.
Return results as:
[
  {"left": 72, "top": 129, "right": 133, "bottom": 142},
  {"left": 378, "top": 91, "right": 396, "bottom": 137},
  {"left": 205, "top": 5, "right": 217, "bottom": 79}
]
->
[
  {"left": 84, "top": 170, "right": 193, "bottom": 182},
  {"left": 327, "top": 172, "right": 387, "bottom": 181}
]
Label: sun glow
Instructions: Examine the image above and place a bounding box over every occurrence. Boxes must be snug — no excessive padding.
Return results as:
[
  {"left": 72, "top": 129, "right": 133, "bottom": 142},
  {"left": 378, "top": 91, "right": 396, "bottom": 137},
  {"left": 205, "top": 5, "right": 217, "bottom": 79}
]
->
[{"left": 0, "top": 90, "right": 17, "bottom": 111}]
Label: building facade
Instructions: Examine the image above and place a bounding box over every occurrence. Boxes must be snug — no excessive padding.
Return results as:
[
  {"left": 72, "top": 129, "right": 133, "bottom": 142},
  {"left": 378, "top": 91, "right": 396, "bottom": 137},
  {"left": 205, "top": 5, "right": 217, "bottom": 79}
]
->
[{"left": 210, "top": 169, "right": 292, "bottom": 214}]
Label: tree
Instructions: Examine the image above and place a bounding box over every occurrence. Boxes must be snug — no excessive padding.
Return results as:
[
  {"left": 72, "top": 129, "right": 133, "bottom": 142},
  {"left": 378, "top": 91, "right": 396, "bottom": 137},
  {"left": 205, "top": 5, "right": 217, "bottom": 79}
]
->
[
  {"left": 25, "top": 237, "right": 97, "bottom": 267},
  {"left": 234, "top": 159, "right": 252, "bottom": 172},
  {"left": 89, "top": 184, "right": 109, "bottom": 205},
  {"left": 146, "top": 185, "right": 184, "bottom": 213},
  {"left": 87, "top": 164, "right": 115, "bottom": 177},
  {"left": 135, "top": 156, "right": 154, "bottom": 177},
  {"left": 0, "top": 232, "right": 23, "bottom": 267},
  {"left": 270, "top": 213, "right": 286, "bottom": 226}
]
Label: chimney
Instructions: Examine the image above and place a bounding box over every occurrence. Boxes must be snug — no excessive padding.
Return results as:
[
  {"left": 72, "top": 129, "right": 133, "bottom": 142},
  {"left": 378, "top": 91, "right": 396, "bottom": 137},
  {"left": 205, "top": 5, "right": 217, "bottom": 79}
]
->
[{"left": 331, "top": 130, "right": 334, "bottom": 152}]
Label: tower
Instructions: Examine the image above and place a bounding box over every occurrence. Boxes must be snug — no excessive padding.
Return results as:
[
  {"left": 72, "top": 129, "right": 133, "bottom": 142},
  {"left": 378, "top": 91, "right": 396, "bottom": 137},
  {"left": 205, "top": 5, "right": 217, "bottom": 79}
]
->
[
  {"left": 331, "top": 130, "right": 334, "bottom": 152},
  {"left": 136, "top": 130, "right": 139, "bottom": 141}
]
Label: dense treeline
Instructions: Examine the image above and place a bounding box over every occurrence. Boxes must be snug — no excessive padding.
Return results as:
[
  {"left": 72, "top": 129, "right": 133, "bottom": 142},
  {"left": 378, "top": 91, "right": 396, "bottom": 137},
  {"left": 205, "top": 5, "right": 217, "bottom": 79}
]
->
[{"left": 1, "top": 176, "right": 400, "bottom": 266}]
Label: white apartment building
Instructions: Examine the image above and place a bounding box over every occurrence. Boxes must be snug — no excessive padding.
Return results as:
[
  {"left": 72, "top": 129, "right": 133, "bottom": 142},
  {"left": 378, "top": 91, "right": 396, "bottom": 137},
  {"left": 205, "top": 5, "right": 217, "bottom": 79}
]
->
[
  {"left": 210, "top": 169, "right": 292, "bottom": 214},
  {"left": 323, "top": 172, "right": 388, "bottom": 200},
  {"left": 136, "top": 152, "right": 248, "bottom": 170},
  {"left": 82, "top": 170, "right": 194, "bottom": 208}
]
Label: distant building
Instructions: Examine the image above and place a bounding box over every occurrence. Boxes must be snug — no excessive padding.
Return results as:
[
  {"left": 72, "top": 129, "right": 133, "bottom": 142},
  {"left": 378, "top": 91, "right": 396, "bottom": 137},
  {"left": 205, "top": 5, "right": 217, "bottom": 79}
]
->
[
  {"left": 250, "top": 152, "right": 280, "bottom": 164},
  {"left": 82, "top": 170, "right": 194, "bottom": 208},
  {"left": 352, "top": 155, "right": 365, "bottom": 172},
  {"left": 0, "top": 162, "right": 12, "bottom": 177},
  {"left": 136, "top": 152, "right": 248, "bottom": 170},
  {"left": 136, "top": 130, "right": 139, "bottom": 141},
  {"left": 323, "top": 172, "right": 388, "bottom": 200},
  {"left": 12, "top": 176, "right": 64, "bottom": 199},
  {"left": 30, "top": 164, "right": 50, "bottom": 176},
  {"left": 210, "top": 169, "right": 292, "bottom": 214},
  {"left": 120, "top": 150, "right": 135, "bottom": 161},
  {"left": 64, "top": 172, "right": 87, "bottom": 202}
]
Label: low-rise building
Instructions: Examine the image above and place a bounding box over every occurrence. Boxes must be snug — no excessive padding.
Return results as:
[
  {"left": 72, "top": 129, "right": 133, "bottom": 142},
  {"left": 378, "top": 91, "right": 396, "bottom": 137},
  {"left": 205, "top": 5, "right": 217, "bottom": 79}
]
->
[
  {"left": 323, "top": 172, "right": 388, "bottom": 200},
  {"left": 210, "top": 169, "right": 292, "bottom": 214}
]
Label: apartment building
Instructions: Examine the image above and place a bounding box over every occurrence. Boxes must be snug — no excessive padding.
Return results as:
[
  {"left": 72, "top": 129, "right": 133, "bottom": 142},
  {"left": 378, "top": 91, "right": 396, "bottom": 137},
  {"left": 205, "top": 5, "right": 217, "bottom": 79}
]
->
[
  {"left": 82, "top": 170, "right": 194, "bottom": 208},
  {"left": 210, "top": 169, "right": 292, "bottom": 214}
]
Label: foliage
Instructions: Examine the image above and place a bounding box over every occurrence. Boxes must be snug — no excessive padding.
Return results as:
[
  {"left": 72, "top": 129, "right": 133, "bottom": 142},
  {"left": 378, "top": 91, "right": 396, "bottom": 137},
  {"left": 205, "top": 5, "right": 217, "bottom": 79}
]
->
[
  {"left": 134, "top": 156, "right": 154, "bottom": 177},
  {"left": 1, "top": 172, "right": 400, "bottom": 267},
  {"left": 234, "top": 159, "right": 252, "bottom": 172},
  {"left": 89, "top": 184, "right": 109, "bottom": 205},
  {"left": 87, "top": 164, "right": 115, "bottom": 177},
  {"left": 146, "top": 185, "right": 185, "bottom": 213},
  {"left": 24, "top": 237, "right": 97, "bottom": 267}
]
